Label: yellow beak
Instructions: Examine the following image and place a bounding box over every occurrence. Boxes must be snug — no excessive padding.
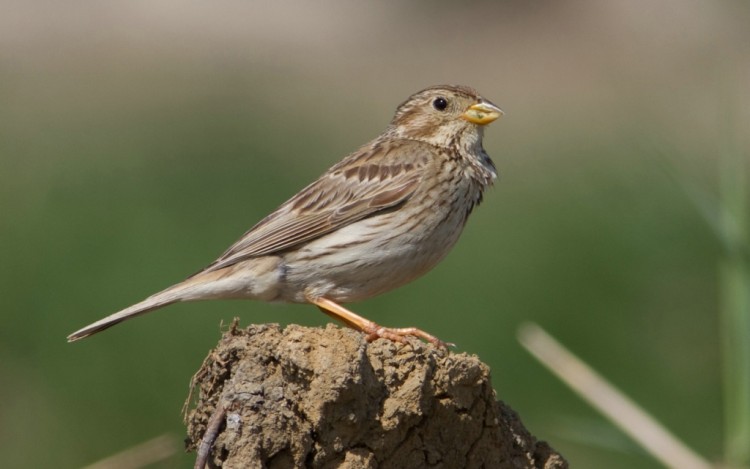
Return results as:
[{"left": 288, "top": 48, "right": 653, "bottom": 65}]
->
[{"left": 462, "top": 101, "right": 503, "bottom": 125}]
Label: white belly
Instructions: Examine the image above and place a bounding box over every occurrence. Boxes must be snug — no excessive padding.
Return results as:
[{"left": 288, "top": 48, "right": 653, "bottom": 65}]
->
[{"left": 278, "top": 199, "right": 469, "bottom": 303}]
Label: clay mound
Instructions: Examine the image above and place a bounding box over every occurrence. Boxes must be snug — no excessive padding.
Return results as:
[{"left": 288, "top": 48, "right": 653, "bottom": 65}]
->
[{"left": 185, "top": 322, "right": 567, "bottom": 469}]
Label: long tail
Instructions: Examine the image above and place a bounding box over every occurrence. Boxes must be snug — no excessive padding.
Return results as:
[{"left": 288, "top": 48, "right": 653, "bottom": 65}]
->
[
  {"left": 67, "top": 284, "right": 189, "bottom": 342},
  {"left": 68, "top": 261, "right": 272, "bottom": 342}
]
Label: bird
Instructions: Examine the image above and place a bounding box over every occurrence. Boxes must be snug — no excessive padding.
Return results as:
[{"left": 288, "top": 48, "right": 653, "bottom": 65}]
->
[{"left": 67, "top": 85, "right": 503, "bottom": 347}]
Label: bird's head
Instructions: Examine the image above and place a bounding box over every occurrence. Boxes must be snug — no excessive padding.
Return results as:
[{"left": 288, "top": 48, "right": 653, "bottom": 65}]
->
[{"left": 389, "top": 85, "right": 503, "bottom": 149}]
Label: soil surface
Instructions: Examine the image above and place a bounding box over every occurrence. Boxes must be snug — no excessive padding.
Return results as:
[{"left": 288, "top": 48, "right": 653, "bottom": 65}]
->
[{"left": 185, "top": 322, "right": 567, "bottom": 469}]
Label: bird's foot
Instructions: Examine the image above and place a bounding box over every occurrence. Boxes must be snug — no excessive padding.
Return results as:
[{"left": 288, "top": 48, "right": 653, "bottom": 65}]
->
[
  {"left": 311, "top": 296, "right": 454, "bottom": 349},
  {"left": 363, "top": 325, "right": 454, "bottom": 349}
]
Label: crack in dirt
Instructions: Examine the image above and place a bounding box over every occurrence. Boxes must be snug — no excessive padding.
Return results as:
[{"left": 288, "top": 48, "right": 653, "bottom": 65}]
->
[{"left": 185, "top": 322, "right": 568, "bottom": 468}]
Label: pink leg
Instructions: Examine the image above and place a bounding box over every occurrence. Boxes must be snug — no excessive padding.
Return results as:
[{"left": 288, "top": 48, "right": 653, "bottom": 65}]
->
[{"left": 311, "top": 297, "right": 454, "bottom": 349}]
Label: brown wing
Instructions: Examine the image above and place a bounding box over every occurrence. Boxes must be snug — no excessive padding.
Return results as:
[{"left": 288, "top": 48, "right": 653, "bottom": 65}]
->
[{"left": 199, "top": 139, "right": 427, "bottom": 273}]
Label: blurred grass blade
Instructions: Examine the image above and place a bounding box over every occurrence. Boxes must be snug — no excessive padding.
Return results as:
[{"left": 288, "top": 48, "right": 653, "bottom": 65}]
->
[
  {"left": 718, "top": 89, "right": 750, "bottom": 465},
  {"left": 653, "top": 143, "right": 726, "bottom": 246},
  {"left": 518, "top": 323, "right": 714, "bottom": 469},
  {"left": 82, "top": 434, "right": 180, "bottom": 469}
]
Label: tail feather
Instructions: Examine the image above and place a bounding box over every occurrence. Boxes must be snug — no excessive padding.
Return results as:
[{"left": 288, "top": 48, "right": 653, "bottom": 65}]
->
[
  {"left": 67, "top": 262, "right": 269, "bottom": 342},
  {"left": 67, "top": 286, "right": 184, "bottom": 342}
]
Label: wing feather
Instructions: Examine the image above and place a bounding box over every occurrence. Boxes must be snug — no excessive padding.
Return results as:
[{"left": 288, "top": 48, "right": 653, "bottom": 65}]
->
[{"left": 199, "top": 140, "right": 427, "bottom": 273}]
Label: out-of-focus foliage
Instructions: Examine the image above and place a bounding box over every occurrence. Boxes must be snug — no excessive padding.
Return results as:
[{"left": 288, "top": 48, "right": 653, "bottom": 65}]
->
[{"left": 1, "top": 1, "right": 747, "bottom": 467}]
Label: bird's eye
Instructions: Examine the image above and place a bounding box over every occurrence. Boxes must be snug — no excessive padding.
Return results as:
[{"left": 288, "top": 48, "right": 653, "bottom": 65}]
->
[{"left": 432, "top": 97, "right": 448, "bottom": 111}]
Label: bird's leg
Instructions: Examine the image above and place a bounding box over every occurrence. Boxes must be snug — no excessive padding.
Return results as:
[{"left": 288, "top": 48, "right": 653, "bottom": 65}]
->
[{"left": 310, "top": 297, "right": 453, "bottom": 349}]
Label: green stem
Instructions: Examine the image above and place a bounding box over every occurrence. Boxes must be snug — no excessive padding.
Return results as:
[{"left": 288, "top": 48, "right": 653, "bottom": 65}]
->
[{"left": 719, "top": 84, "right": 750, "bottom": 465}]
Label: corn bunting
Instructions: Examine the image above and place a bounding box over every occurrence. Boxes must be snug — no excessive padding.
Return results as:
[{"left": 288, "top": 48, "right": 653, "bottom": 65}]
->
[{"left": 68, "top": 85, "right": 503, "bottom": 347}]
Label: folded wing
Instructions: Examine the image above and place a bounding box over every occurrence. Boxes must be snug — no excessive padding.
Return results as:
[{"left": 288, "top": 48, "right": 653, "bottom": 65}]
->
[{"left": 199, "top": 140, "right": 427, "bottom": 274}]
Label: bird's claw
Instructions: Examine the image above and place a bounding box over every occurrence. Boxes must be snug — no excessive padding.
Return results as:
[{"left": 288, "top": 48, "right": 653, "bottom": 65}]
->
[{"left": 364, "top": 325, "right": 454, "bottom": 349}]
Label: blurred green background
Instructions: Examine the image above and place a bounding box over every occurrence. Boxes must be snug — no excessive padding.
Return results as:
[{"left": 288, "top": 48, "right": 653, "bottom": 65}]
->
[{"left": 1, "top": 1, "right": 748, "bottom": 467}]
